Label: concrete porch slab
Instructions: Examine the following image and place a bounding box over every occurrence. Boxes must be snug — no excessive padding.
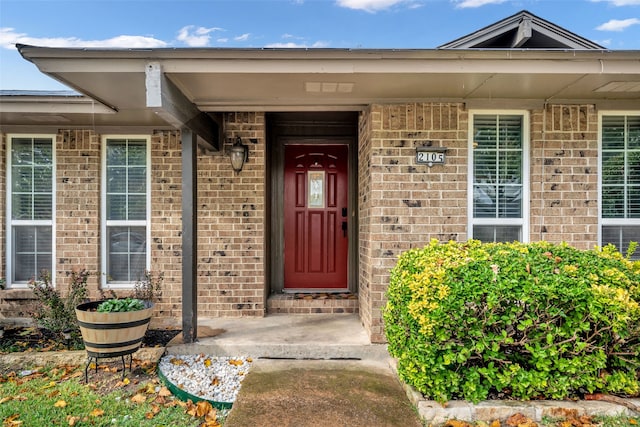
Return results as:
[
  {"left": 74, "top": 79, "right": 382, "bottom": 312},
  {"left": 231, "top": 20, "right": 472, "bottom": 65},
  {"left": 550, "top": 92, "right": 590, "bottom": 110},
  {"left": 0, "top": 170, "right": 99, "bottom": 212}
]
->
[{"left": 164, "top": 313, "right": 389, "bottom": 361}]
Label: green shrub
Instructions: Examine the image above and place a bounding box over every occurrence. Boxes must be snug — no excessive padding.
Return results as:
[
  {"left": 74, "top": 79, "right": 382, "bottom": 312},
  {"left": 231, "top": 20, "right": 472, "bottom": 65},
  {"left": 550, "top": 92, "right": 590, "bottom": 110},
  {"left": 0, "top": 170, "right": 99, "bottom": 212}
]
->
[
  {"left": 384, "top": 240, "right": 640, "bottom": 403},
  {"left": 30, "top": 268, "right": 91, "bottom": 335},
  {"left": 97, "top": 297, "right": 145, "bottom": 312}
]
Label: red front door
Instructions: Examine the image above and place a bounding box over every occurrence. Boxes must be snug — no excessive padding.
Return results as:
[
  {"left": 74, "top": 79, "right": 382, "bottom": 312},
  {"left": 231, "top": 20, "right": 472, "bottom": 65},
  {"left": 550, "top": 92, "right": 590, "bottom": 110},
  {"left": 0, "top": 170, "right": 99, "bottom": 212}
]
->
[{"left": 284, "top": 144, "right": 349, "bottom": 289}]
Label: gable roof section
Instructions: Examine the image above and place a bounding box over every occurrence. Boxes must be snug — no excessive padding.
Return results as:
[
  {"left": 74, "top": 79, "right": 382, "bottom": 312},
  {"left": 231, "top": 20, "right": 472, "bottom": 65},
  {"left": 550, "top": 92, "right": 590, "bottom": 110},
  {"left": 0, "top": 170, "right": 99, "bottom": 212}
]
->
[{"left": 439, "top": 10, "right": 604, "bottom": 50}]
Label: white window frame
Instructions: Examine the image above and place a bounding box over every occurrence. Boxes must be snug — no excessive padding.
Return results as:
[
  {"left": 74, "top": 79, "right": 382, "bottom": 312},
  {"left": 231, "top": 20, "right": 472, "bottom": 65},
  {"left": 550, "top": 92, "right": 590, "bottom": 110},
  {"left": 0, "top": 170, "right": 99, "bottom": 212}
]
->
[
  {"left": 101, "top": 135, "right": 151, "bottom": 289},
  {"left": 467, "top": 110, "right": 530, "bottom": 243},
  {"left": 6, "top": 134, "right": 56, "bottom": 289},
  {"left": 598, "top": 111, "right": 640, "bottom": 254}
]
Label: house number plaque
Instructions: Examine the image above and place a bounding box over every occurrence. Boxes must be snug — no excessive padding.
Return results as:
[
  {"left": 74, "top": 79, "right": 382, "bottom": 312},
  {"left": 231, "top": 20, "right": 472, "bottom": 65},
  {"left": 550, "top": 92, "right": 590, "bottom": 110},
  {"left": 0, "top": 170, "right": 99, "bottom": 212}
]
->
[{"left": 416, "top": 145, "right": 447, "bottom": 167}]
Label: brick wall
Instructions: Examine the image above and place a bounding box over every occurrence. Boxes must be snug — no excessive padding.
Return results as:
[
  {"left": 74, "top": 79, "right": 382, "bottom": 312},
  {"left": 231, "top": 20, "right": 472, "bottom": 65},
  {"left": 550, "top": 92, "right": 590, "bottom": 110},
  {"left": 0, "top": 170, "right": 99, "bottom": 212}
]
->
[
  {"left": 357, "top": 107, "right": 373, "bottom": 340},
  {"left": 0, "top": 116, "right": 267, "bottom": 322},
  {"left": 56, "top": 130, "right": 102, "bottom": 298},
  {"left": 0, "top": 104, "right": 616, "bottom": 343},
  {"left": 530, "top": 105, "right": 599, "bottom": 247},
  {"left": 195, "top": 112, "right": 266, "bottom": 318},
  {"left": 359, "top": 103, "right": 468, "bottom": 343},
  {"left": 149, "top": 130, "right": 183, "bottom": 319}
]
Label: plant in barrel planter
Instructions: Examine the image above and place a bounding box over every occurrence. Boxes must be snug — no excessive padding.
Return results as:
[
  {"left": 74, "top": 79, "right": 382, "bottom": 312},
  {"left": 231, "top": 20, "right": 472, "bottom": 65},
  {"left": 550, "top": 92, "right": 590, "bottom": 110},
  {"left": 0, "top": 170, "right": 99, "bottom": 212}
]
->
[{"left": 75, "top": 271, "right": 163, "bottom": 381}]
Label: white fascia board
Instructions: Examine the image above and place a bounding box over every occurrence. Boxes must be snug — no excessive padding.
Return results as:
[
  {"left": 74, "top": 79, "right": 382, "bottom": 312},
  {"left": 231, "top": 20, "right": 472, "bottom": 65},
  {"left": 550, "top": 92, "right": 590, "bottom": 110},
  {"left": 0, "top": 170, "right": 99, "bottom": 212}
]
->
[
  {"left": 156, "top": 57, "right": 639, "bottom": 75},
  {"left": 0, "top": 99, "right": 115, "bottom": 114}
]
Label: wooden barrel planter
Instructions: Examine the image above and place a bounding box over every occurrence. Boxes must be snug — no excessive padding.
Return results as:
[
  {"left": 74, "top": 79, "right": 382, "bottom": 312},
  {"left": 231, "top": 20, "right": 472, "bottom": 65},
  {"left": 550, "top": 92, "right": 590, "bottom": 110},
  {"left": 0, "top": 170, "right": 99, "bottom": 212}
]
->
[
  {"left": 75, "top": 300, "right": 153, "bottom": 380},
  {"left": 75, "top": 300, "right": 154, "bottom": 358}
]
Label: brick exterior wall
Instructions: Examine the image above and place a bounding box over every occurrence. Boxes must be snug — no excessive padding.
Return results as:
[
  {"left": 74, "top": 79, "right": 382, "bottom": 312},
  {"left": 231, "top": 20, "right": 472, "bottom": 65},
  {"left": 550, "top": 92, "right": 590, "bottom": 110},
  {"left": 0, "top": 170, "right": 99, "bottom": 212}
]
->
[
  {"left": 195, "top": 112, "right": 266, "bottom": 319},
  {"left": 0, "top": 116, "right": 267, "bottom": 323},
  {"left": 529, "top": 105, "right": 599, "bottom": 247},
  {"left": 357, "top": 107, "right": 374, "bottom": 340},
  {"left": 0, "top": 103, "right": 621, "bottom": 344},
  {"left": 359, "top": 103, "right": 469, "bottom": 342}
]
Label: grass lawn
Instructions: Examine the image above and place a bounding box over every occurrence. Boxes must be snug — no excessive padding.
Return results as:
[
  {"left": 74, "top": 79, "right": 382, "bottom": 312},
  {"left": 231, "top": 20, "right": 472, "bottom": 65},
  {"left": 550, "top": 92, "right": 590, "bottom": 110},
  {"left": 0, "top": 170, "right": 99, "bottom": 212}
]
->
[{"left": 0, "top": 361, "right": 223, "bottom": 427}]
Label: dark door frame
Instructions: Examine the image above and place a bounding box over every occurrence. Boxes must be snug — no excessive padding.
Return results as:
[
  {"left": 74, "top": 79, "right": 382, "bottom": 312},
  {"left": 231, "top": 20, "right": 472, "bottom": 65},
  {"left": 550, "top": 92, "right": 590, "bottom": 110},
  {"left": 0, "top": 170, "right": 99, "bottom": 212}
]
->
[{"left": 267, "top": 112, "right": 358, "bottom": 294}]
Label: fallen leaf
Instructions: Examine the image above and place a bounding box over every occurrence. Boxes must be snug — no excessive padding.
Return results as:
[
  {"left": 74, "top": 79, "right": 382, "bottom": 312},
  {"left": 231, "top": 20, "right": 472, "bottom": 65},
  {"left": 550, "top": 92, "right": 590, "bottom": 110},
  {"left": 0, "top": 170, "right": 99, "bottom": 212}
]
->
[
  {"left": 506, "top": 413, "right": 536, "bottom": 427},
  {"left": 0, "top": 397, "right": 12, "bottom": 404},
  {"left": 210, "top": 377, "right": 219, "bottom": 386},
  {"left": 89, "top": 408, "right": 104, "bottom": 417},
  {"left": 145, "top": 404, "right": 162, "bottom": 419},
  {"left": 170, "top": 358, "right": 185, "bottom": 366},
  {"left": 490, "top": 421, "right": 501, "bottom": 427},
  {"left": 204, "top": 358, "right": 212, "bottom": 367},
  {"left": 196, "top": 400, "right": 214, "bottom": 418},
  {"left": 630, "top": 420, "right": 638, "bottom": 425},
  {"left": 54, "top": 400, "right": 68, "bottom": 408},
  {"left": 444, "top": 420, "right": 473, "bottom": 427},
  {"left": 205, "top": 408, "right": 219, "bottom": 422},
  {"left": 66, "top": 415, "right": 81, "bottom": 426},
  {"left": 131, "top": 393, "right": 147, "bottom": 404},
  {"left": 3, "top": 413, "right": 22, "bottom": 426},
  {"left": 185, "top": 401, "right": 198, "bottom": 417},
  {"left": 158, "top": 386, "right": 172, "bottom": 397}
]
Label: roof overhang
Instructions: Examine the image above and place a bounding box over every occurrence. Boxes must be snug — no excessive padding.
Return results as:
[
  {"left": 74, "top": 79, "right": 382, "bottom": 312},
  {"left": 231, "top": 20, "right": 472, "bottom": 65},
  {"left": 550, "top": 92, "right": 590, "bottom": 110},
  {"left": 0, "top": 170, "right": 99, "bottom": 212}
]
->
[{"left": 8, "top": 44, "right": 640, "bottom": 131}]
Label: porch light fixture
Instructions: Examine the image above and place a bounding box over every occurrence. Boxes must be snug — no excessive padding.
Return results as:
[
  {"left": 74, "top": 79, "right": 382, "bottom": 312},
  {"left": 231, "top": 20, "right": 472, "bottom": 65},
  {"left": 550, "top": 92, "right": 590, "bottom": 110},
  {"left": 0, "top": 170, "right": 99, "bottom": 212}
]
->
[{"left": 229, "top": 136, "right": 249, "bottom": 173}]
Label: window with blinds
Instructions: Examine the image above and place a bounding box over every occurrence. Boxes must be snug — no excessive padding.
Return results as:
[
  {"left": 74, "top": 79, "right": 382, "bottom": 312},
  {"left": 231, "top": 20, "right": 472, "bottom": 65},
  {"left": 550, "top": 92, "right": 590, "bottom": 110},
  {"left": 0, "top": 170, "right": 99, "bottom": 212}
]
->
[
  {"left": 7, "top": 135, "right": 55, "bottom": 287},
  {"left": 102, "top": 137, "right": 149, "bottom": 286},
  {"left": 470, "top": 113, "right": 527, "bottom": 243},
  {"left": 601, "top": 114, "right": 640, "bottom": 257}
]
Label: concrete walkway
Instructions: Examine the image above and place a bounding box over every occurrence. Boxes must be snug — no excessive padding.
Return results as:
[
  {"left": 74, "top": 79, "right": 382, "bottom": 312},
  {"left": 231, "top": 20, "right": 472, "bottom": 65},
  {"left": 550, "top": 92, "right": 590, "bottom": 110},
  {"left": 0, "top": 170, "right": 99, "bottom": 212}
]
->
[{"left": 164, "top": 313, "right": 389, "bottom": 361}]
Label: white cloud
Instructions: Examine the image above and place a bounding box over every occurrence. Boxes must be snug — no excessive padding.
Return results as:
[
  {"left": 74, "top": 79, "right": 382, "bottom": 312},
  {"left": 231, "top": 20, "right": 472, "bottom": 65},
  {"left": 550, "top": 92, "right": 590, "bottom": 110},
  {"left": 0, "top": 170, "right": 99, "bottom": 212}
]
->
[
  {"left": 596, "top": 18, "right": 640, "bottom": 31},
  {"left": 0, "top": 27, "right": 167, "bottom": 49},
  {"left": 453, "top": 0, "right": 506, "bottom": 8},
  {"left": 235, "top": 33, "right": 251, "bottom": 42},
  {"left": 596, "top": 38, "right": 613, "bottom": 46},
  {"left": 176, "top": 25, "right": 224, "bottom": 47},
  {"left": 335, "top": 0, "right": 407, "bottom": 12},
  {"left": 265, "top": 41, "right": 329, "bottom": 48},
  {"left": 592, "top": 0, "right": 640, "bottom": 5}
]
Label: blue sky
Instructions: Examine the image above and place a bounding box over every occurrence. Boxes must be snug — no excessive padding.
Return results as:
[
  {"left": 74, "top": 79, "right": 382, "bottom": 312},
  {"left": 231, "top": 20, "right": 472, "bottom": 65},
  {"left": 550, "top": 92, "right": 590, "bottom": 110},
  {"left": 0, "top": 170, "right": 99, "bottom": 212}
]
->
[{"left": 1, "top": 0, "right": 639, "bottom": 91}]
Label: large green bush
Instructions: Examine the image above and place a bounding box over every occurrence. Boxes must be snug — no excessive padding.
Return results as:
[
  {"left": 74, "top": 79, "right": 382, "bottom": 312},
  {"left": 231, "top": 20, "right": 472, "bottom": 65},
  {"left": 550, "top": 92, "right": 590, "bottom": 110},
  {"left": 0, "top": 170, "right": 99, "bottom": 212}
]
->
[{"left": 384, "top": 240, "right": 640, "bottom": 403}]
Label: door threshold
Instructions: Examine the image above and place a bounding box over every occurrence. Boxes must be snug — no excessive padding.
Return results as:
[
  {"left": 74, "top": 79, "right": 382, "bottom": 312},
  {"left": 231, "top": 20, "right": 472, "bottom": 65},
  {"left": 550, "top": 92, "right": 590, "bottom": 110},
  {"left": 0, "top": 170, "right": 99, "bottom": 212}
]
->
[{"left": 283, "top": 288, "right": 350, "bottom": 294}]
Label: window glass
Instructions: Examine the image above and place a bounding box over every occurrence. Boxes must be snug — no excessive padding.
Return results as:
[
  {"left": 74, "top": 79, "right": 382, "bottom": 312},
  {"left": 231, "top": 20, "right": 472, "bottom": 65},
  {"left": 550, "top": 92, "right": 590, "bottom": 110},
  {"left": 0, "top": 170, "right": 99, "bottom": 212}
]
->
[
  {"left": 107, "top": 226, "right": 147, "bottom": 283},
  {"left": 104, "top": 137, "right": 148, "bottom": 285},
  {"left": 473, "top": 225, "right": 521, "bottom": 243},
  {"left": 471, "top": 114, "right": 526, "bottom": 242},
  {"left": 601, "top": 115, "right": 640, "bottom": 257},
  {"left": 8, "top": 136, "right": 54, "bottom": 285}
]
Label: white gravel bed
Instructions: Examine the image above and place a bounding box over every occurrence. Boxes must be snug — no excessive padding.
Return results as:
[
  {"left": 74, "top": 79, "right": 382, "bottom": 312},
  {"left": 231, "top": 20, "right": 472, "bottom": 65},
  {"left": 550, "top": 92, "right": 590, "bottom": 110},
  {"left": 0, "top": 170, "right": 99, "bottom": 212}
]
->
[{"left": 158, "top": 354, "right": 252, "bottom": 403}]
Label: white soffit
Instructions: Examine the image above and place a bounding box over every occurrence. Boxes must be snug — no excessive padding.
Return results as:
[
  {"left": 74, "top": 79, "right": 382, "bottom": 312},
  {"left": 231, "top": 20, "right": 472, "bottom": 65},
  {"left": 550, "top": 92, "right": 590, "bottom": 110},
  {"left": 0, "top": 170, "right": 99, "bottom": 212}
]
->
[{"left": 595, "top": 81, "right": 640, "bottom": 93}]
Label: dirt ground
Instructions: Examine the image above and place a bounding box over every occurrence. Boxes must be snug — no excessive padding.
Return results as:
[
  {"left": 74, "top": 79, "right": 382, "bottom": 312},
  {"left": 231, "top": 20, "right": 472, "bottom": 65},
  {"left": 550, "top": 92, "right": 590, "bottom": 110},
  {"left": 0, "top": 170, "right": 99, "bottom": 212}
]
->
[{"left": 224, "top": 359, "right": 422, "bottom": 427}]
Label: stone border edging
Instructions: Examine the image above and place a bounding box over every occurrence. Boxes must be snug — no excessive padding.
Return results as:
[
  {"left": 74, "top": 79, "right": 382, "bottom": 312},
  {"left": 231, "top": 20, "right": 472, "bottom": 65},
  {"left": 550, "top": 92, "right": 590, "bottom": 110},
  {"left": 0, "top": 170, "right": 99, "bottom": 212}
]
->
[{"left": 388, "top": 359, "right": 639, "bottom": 425}]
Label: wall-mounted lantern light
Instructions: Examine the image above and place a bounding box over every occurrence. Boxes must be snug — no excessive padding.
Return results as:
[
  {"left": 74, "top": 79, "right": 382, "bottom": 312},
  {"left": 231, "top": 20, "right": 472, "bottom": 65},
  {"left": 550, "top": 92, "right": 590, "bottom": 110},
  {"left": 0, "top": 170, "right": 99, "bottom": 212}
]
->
[{"left": 229, "top": 136, "right": 249, "bottom": 173}]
